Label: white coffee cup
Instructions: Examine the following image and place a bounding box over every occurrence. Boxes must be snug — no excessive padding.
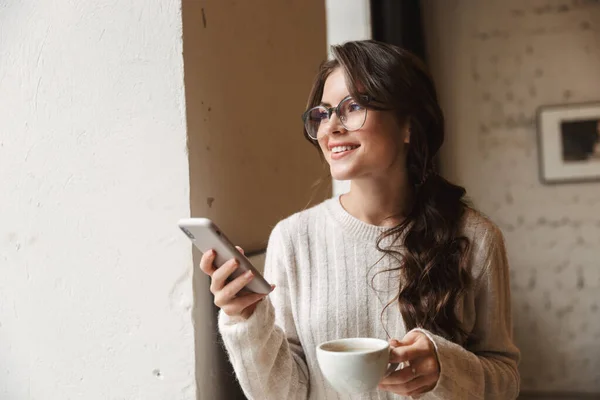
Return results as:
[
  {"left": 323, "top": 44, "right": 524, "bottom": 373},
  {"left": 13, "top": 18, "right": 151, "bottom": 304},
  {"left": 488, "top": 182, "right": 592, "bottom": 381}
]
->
[{"left": 316, "top": 337, "right": 399, "bottom": 394}]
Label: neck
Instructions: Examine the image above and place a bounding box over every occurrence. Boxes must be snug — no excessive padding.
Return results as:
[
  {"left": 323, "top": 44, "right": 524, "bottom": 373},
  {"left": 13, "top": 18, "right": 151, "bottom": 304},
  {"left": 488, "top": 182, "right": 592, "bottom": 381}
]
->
[{"left": 340, "top": 172, "right": 413, "bottom": 228}]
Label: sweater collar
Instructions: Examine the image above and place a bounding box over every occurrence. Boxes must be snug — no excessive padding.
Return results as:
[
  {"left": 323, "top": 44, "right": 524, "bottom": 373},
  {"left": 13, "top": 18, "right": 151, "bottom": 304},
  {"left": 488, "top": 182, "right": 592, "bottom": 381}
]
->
[{"left": 324, "top": 195, "right": 402, "bottom": 246}]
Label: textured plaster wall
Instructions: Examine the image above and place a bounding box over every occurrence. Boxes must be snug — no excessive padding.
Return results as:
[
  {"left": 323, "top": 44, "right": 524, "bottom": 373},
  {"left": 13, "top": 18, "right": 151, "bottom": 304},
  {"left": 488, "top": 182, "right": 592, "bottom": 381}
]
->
[
  {"left": 0, "top": 1, "right": 195, "bottom": 399},
  {"left": 423, "top": 0, "right": 600, "bottom": 393}
]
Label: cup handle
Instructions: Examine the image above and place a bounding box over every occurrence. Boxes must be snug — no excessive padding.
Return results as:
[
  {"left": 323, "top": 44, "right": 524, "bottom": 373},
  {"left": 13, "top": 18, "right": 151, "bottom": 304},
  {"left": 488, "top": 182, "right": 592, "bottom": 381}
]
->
[{"left": 384, "top": 362, "right": 400, "bottom": 377}]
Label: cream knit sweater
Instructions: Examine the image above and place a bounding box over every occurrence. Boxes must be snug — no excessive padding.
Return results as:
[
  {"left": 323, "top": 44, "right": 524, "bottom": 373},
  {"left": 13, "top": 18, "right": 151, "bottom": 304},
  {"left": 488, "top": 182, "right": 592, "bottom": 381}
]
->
[{"left": 218, "top": 196, "right": 520, "bottom": 399}]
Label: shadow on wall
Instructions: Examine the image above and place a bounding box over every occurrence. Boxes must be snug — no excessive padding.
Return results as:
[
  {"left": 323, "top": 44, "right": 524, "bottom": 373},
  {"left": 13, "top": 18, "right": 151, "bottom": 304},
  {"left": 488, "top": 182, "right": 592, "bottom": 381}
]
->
[{"left": 181, "top": 0, "right": 329, "bottom": 398}]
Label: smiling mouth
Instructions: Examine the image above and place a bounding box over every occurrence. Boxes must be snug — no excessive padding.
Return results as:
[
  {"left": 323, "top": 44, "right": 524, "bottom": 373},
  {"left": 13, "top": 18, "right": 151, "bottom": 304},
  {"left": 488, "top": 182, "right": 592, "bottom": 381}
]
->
[
  {"left": 330, "top": 145, "right": 360, "bottom": 160},
  {"left": 331, "top": 145, "right": 360, "bottom": 154}
]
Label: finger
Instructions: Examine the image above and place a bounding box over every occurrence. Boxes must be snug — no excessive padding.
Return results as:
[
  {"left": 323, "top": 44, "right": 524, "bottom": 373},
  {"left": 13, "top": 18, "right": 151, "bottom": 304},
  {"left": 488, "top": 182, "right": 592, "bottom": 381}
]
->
[
  {"left": 407, "top": 382, "right": 436, "bottom": 398},
  {"left": 402, "top": 330, "right": 424, "bottom": 344},
  {"left": 221, "top": 292, "right": 267, "bottom": 316},
  {"left": 235, "top": 246, "right": 245, "bottom": 255},
  {"left": 389, "top": 343, "right": 431, "bottom": 363},
  {"left": 214, "top": 270, "right": 255, "bottom": 307},
  {"left": 210, "top": 258, "right": 239, "bottom": 292},
  {"left": 381, "top": 355, "right": 439, "bottom": 386},
  {"left": 412, "top": 355, "right": 440, "bottom": 376},
  {"left": 199, "top": 249, "right": 217, "bottom": 276},
  {"left": 403, "top": 374, "right": 438, "bottom": 395},
  {"left": 380, "top": 364, "right": 418, "bottom": 386},
  {"left": 392, "top": 333, "right": 434, "bottom": 359},
  {"left": 389, "top": 332, "right": 420, "bottom": 349},
  {"left": 379, "top": 375, "right": 435, "bottom": 396},
  {"left": 393, "top": 331, "right": 431, "bottom": 351}
]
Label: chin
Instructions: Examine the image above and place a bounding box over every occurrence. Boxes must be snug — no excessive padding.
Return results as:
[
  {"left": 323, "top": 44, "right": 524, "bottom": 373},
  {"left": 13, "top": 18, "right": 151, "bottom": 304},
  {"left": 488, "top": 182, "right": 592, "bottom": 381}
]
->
[{"left": 329, "top": 166, "right": 358, "bottom": 181}]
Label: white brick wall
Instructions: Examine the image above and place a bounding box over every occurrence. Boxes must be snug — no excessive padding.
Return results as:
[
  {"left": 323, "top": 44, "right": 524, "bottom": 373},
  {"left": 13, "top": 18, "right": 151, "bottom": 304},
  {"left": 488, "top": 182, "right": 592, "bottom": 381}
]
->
[{"left": 423, "top": 0, "right": 600, "bottom": 393}]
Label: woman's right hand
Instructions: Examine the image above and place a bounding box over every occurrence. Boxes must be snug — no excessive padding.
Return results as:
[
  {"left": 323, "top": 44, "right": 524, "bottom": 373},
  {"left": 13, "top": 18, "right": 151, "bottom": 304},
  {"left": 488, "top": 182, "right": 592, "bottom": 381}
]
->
[{"left": 199, "top": 247, "right": 274, "bottom": 320}]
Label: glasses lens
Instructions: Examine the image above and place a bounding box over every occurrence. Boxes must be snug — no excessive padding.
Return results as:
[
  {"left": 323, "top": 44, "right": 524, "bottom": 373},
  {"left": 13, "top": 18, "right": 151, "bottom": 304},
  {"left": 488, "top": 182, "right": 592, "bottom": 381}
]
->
[
  {"left": 305, "top": 107, "right": 328, "bottom": 139},
  {"left": 339, "top": 97, "right": 367, "bottom": 131}
]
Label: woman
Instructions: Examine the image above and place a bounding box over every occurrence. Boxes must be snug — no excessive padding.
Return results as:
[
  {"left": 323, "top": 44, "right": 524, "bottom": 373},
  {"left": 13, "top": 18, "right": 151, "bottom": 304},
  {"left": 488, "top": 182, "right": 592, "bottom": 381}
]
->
[{"left": 200, "top": 40, "right": 520, "bottom": 399}]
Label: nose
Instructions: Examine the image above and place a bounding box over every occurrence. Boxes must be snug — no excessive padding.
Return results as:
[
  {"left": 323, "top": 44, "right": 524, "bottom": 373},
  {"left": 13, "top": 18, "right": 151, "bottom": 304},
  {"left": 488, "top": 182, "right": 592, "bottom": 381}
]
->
[{"left": 319, "top": 112, "right": 346, "bottom": 138}]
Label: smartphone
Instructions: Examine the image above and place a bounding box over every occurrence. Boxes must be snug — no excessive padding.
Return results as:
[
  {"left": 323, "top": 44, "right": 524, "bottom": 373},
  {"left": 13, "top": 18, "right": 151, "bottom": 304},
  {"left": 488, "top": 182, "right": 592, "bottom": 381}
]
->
[{"left": 177, "top": 218, "right": 272, "bottom": 294}]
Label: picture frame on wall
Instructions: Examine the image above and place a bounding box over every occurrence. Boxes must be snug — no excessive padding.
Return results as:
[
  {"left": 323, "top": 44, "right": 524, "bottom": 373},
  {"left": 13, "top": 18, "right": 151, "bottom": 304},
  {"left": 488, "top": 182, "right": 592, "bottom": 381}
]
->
[{"left": 537, "top": 102, "right": 600, "bottom": 184}]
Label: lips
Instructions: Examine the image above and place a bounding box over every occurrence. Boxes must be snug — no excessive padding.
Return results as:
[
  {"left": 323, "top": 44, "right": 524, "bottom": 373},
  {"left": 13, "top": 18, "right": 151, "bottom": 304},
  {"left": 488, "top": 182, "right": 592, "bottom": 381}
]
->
[
  {"left": 328, "top": 142, "right": 360, "bottom": 151},
  {"left": 331, "top": 145, "right": 360, "bottom": 153},
  {"left": 329, "top": 143, "right": 360, "bottom": 160}
]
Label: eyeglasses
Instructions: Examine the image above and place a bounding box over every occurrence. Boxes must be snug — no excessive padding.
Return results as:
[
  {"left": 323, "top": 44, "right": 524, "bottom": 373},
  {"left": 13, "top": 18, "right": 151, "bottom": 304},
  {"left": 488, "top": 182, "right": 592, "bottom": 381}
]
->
[{"left": 302, "top": 95, "right": 371, "bottom": 140}]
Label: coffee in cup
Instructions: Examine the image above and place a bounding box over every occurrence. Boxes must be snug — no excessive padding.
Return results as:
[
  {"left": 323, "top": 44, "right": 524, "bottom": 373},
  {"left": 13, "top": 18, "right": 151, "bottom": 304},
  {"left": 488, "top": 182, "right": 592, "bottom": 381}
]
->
[{"left": 316, "top": 338, "right": 399, "bottom": 394}]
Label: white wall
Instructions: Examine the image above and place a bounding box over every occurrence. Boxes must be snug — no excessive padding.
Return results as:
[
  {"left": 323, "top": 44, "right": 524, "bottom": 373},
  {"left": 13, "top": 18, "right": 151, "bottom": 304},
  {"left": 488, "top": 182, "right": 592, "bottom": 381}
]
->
[
  {"left": 0, "top": 1, "right": 195, "bottom": 399},
  {"left": 325, "top": 0, "right": 372, "bottom": 49},
  {"left": 325, "top": 0, "right": 372, "bottom": 197},
  {"left": 423, "top": 0, "right": 600, "bottom": 393}
]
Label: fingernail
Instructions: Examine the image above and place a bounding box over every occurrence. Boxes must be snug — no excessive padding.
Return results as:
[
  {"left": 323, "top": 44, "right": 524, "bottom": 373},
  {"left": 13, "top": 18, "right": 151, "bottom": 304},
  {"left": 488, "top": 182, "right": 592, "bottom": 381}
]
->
[
  {"left": 208, "top": 249, "right": 215, "bottom": 256},
  {"left": 270, "top": 284, "right": 276, "bottom": 291},
  {"left": 245, "top": 270, "right": 254, "bottom": 278}
]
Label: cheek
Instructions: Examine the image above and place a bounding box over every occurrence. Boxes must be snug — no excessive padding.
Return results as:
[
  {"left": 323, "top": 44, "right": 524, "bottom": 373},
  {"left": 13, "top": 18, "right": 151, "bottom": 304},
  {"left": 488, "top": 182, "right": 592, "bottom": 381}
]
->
[
  {"left": 362, "top": 114, "right": 400, "bottom": 143},
  {"left": 317, "top": 138, "right": 328, "bottom": 157},
  {"left": 359, "top": 130, "right": 404, "bottom": 165},
  {"left": 371, "top": 140, "right": 402, "bottom": 165}
]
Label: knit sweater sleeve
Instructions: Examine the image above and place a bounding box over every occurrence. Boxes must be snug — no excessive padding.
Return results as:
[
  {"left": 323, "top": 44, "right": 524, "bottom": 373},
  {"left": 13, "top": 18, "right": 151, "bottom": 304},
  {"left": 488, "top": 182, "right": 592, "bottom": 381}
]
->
[
  {"left": 217, "top": 221, "right": 309, "bottom": 400},
  {"left": 416, "top": 224, "right": 520, "bottom": 400}
]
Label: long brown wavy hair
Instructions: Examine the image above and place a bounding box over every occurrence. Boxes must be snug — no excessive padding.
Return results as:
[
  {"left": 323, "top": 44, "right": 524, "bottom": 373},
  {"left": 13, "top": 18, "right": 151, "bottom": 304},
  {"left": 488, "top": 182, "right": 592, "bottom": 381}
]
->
[{"left": 304, "top": 40, "right": 472, "bottom": 343}]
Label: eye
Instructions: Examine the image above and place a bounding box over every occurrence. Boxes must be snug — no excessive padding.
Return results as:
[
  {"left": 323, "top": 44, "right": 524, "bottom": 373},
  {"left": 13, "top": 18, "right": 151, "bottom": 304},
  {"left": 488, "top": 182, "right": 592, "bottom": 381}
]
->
[
  {"left": 341, "top": 98, "right": 365, "bottom": 114},
  {"left": 309, "top": 107, "right": 329, "bottom": 121},
  {"left": 348, "top": 102, "right": 364, "bottom": 112},
  {"left": 339, "top": 96, "right": 365, "bottom": 113}
]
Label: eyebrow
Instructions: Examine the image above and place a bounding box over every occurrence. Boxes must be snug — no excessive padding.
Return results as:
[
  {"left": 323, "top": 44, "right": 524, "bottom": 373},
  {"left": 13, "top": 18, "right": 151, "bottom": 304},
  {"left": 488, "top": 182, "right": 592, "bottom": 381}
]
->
[{"left": 319, "top": 94, "right": 351, "bottom": 108}]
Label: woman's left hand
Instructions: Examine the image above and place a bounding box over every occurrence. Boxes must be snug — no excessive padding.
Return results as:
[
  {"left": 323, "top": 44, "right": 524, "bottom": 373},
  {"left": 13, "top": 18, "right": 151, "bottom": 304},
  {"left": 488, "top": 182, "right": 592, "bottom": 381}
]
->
[{"left": 378, "top": 330, "right": 440, "bottom": 397}]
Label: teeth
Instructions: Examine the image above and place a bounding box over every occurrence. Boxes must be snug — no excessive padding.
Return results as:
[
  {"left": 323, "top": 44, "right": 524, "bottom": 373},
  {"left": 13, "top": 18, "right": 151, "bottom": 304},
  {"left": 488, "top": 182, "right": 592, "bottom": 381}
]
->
[{"left": 332, "top": 145, "right": 359, "bottom": 153}]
